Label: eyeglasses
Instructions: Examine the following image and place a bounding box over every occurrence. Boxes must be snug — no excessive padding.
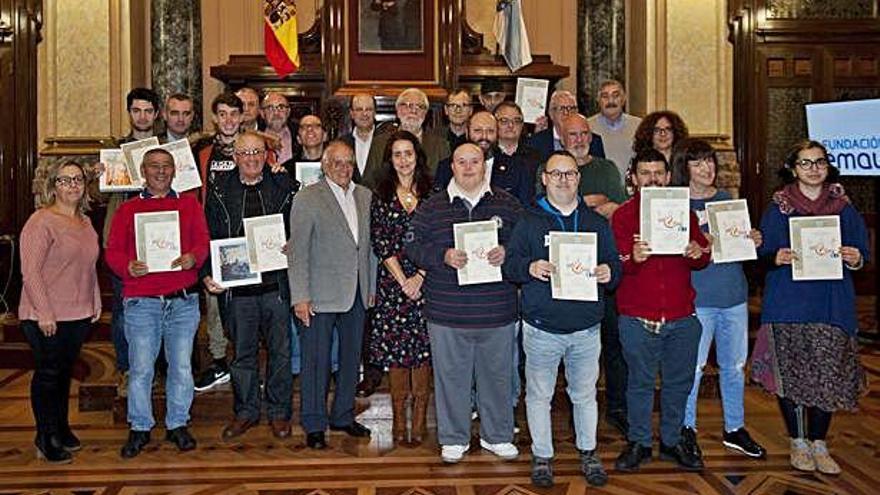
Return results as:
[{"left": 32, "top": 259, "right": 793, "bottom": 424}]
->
[
  {"left": 543, "top": 169, "right": 580, "bottom": 181},
  {"left": 261, "top": 104, "right": 289, "bottom": 112},
  {"left": 794, "top": 157, "right": 829, "bottom": 170},
  {"left": 445, "top": 102, "right": 472, "bottom": 112},
  {"left": 234, "top": 148, "right": 266, "bottom": 157},
  {"left": 552, "top": 105, "right": 578, "bottom": 114},
  {"left": 653, "top": 126, "right": 673, "bottom": 136},
  {"left": 397, "top": 102, "right": 428, "bottom": 112},
  {"left": 498, "top": 117, "right": 524, "bottom": 126},
  {"left": 55, "top": 176, "right": 85, "bottom": 187}
]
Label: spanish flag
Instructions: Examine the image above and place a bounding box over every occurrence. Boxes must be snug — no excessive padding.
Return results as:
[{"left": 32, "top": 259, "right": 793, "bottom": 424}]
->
[{"left": 264, "top": 0, "right": 300, "bottom": 77}]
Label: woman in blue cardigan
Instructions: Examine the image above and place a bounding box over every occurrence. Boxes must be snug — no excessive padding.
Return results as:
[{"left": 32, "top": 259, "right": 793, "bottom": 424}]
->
[{"left": 752, "top": 140, "right": 868, "bottom": 475}]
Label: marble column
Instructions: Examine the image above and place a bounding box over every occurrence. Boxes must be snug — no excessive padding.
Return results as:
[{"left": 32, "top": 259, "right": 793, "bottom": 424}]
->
[
  {"left": 577, "top": 0, "right": 625, "bottom": 116},
  {"left": 151, "top": 0, "right": 203, "bottom": 130}
]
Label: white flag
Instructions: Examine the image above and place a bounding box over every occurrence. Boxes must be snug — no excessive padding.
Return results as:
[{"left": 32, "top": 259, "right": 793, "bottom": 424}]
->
[{"left": 494, "top": 0, "right": 533, "bottom": 72}]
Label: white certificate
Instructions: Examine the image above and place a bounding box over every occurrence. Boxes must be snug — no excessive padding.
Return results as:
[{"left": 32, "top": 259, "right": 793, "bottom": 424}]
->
[
  {"left": 640, "top": 187, "right": 690, "bottom": 255},
  {"left": 147, "top": 139, "right": 202, "bottom": 192},
  {"left": 515, "top": 78, "right": 550, "bottom": 124},
  {"left": 550, "top": 232, "right": 598, "bottom": 301},
  {"left": 99, "top": 149, "right": 140, "bottom": 192},
  {"left": 790, "top": 216, "right": 843, "bottom": 281},
  {"left": 135, "top": 211, "right": 181, "bottom": 273},
  {"left": 453, "top": 220, "right": 502, "bottom": 285},
  {"left": 242, "top": 214, "right": 288, "bottom": 273},
  {"left": 706, "top": 199, "right": 757, "bottom": 263},
  {"left": 120, "top": 136, "right": 160, "bottom": 184},
  {"left": 296, "top": 162, "right": 323, "bottom": 187},
  {"left": 210, "top": 237, "right": 263, "bottom": 288}
]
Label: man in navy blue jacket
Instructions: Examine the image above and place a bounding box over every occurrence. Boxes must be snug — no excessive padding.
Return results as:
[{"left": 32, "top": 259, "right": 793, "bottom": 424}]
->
[{"left": 505, "top": 150, "right": 621, "bottom": 488}]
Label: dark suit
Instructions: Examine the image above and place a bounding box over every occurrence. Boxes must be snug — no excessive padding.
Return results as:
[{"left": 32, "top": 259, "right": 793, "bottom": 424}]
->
[
  {"left": 528, "top": 128, "right": 606, "bottom": 162},
  {"left": 339, "top": 131, "right": 371, "bottom": 185}
]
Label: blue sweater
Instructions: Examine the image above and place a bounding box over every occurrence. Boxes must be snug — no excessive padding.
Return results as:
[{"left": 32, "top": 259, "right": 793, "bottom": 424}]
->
[
  {"left": 758, "top": 202, "right": 869, "bottom": 337},
  {"left": 405, "top": 187, "right": 523, "bottom": 328},
  {"left": 505, "top": 197, "right": 621, "bottom": 333}
]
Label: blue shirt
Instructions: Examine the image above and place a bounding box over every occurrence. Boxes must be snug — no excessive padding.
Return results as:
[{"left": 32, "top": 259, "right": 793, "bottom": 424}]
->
[{"left": 690, "top": 190, "right": 748, "bottom": 308}]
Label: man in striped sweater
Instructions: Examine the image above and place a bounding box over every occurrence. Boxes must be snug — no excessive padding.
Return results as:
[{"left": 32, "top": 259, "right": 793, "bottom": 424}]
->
[{"left": 406, "top": 143, "right": 523, "bottom": 464}]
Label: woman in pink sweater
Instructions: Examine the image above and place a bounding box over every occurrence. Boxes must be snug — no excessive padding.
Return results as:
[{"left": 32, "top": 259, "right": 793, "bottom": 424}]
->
[{"left": 19, "top": 160, "right": 101, "bottom": 464}]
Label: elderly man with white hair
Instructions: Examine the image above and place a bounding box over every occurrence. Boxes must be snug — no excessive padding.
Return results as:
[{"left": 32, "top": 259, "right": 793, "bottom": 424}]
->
[{"left": 528, "top": 89, "right": 605, "bottom": 162}]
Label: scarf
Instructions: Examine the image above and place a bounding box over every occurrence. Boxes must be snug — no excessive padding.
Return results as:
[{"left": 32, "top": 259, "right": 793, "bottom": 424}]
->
[{"left": 772, "top": 182, "right": 850, "bottom": 216}]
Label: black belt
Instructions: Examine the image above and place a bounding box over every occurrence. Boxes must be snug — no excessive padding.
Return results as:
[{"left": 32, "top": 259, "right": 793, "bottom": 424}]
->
[
  {"left": 231, "top": 282, "right": 280, "bottom": 297},
  {"left": 148, "top": 286, "right": 198, "bottom": 300}
]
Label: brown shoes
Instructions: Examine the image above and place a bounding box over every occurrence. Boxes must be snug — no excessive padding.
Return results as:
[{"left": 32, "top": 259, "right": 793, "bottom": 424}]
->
[
  {"left": 222, "top": 418, "right": 258, "bottom": 441},
  {"left": 270, "top": 419, "right": 292, "bottom": 439}
]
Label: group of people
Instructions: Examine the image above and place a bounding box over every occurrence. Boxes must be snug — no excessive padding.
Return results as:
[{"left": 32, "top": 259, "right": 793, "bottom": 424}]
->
[{"left": 18, "top": 80, "right": 867, "bottom": 488}]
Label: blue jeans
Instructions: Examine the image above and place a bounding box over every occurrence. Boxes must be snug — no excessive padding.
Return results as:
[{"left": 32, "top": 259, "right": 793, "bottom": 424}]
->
[
  {"left": 619, "top": 314, "right": 701, "bottom": 447},
  {"left": 290, "top": 317, "right": 339, "bottom": 375},
  {"left": 684, "top": 303, "right": 748, "bottom": 432},
  {"left": 124, "top": 293, "right": 199, "bottom": 431},
  {"left": 111, "top": 272, "right": 129, "bottom": 372},
  {"left": 523, "top": 322, "right": 601, "bottom": 458}
]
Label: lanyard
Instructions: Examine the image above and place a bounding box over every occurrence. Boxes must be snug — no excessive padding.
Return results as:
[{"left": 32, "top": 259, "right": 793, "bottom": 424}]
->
[{"left": 537, "top": 196, "right": 579, "bottom": 233}]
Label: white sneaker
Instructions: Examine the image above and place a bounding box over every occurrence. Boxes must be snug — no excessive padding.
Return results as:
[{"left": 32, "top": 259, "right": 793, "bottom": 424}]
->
[
  {"left": 480, "top": 438, "right": 519, "bottom": 460},
  {"left": 441, "top": 444, "right": 470, "bottom": 463}
]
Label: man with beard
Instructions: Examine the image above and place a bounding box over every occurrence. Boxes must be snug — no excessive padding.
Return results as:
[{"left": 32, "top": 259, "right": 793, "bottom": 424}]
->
[
  {"left": 611, "top": 149, "right": 709, "bottom": 473},
  {"left": 340, "top": 94, "right": 376, "bottom": 182},
  {"left": 363, "top": 88, "right": 450, "bottom": 187},
  {"left": 478, "top": 79, "right": 506, "bottom": 113},
  {"left": 236, "top": 87, "right": 261, "bottom": 132},
  {"left": 162, "top": 93, "right": 195, "bottom": 142},
  {"left": 529, "top": 90, "right": 605, "bottom": 162},
  {"left": 587, "top": 80, "right": 641, "bottom": 183},
  {"left": 433, "top": 111, "right": 533, "bottom": 206},
  {"left": 260, "top": 92, "right": 299, "bottom": 168}
]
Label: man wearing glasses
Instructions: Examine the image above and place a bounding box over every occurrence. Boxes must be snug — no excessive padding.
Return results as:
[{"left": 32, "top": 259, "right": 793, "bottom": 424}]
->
[
  {"left": 260, "top": 92, "right": 299, "bottom": 167},
  {"left": 436, "top": 89, "right": 473, "bottom": 152},
  {"left": 202, "top": 131, "right": 298, "bottom": 442},
  {"left": 495, "top": 101, "right": 543, "bottom": 182},
  {"left": 340, "top": 93, "right": 377, "bottom": 182},
  {"left": 529, "top": 90, "right": 605, "bottom": 162},
  {"left": 364, "top": 87, "right": 450, "bottom": 186},
  {"left": 505, "top": 150, "right": 621, "bottom": 488}
]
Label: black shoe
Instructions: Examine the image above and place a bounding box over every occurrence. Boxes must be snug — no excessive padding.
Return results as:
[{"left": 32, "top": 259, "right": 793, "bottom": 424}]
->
[
  {"left": 307, "top": 431, "right": 327, "bottom": 449},
  {"left": 165, "top": 426, "right": 197, "bottom": 452},
  {"left": 660, "top": 440, "right": 704, "bottom": 471},
  {"left": 615, "top": 442, "right": 652, "bottom": 472},
  {"left": 330, "top": 421, "right": 371, "bottom": 437},
  {"left": 681, "top": 426, "right": 703, "bottom": 458},
  {"left": 579, "top": 449, "right": 608, "bottom": 486},
  {"left": 35, "top": 433, "right": 72, "bottom": 464},
  {"left": 723, "top": 427, "right": 766, "bottom": 458},
  {"left": 530, "top": 456, "right": 554, "bottom": 488},
  {"left": 120, "top": 430, "right": 151, "bottom": 459},
  {"left": 194, "top": 361, "right": 230, "bottom": 392},
  {"left": 606, "top": 410, "right": 629, "bottom": 437},
  {"left": 57, "top": 428, "right": 81, "bottom": 452}
]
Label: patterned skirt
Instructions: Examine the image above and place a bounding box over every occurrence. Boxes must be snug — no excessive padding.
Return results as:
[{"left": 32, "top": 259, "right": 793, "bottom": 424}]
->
[{"left": 750, "top": 322, "right": 866, "bottom": 411}]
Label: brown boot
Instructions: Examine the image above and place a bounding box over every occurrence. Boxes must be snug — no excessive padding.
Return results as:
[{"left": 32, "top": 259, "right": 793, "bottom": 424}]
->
[
  {"left": 388, "top": 368, "right": 410, "bottom": 444},
  {"left": 410, "top": 365, "right": 432, "bottom": 446}
]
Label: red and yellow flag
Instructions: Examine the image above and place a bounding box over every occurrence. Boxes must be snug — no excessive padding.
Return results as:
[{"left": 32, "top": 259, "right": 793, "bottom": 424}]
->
[{"left": 264, "top": 0, "right": 300, "bottom": 77}]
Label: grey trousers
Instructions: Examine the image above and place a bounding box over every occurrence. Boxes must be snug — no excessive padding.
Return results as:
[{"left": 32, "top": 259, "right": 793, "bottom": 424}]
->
[
  {"left": 428, "top": 321, "right": 515, "bottom": 446},
  {"left": 205, "top": 291, "right": 228, "bottom": 361}
]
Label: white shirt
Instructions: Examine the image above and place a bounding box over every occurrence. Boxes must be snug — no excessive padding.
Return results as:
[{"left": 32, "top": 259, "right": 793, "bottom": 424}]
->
[
  {"left": 327, "top": 179, "right": 359, "bottom": 245},
  {"left": 484, "top": 156, "right": 495, "bottom": 184},
  {"left": 353, "top": 127, "right": 374, "bottom": 176},
  {"left": 447, "top": 177, "right": 491, "bottom": 207}
]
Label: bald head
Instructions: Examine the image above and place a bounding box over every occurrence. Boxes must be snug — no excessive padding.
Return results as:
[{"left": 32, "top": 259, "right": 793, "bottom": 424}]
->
[
  {"left": 350, "top": 93, "right": 376, "bottom": 132},
  {"left": 561, "top": 114, "right": 593, "bottom": 163},
  {"left": 451, "top": 143, "right": 486, "bottom": 194},
  {"left": 261, "top": 92, "right": 291, "bottom": 132}
]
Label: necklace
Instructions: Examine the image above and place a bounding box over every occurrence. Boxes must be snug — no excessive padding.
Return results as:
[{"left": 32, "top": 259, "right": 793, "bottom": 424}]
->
[{"left": 397, "top": 186, "right": 417, "bottom": 211}]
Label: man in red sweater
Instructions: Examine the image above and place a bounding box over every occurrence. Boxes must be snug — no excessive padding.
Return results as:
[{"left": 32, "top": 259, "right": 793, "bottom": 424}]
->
[
  {"left": 106, "top": 148, "right": 210, "bottom": 459},
  {"left": 611, "top": 148, "right": 709, "bottom": 472}
]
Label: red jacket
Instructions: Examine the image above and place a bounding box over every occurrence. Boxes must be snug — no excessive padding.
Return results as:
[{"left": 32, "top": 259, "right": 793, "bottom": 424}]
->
[
  {"left": 611, "top": 193, "right": 710, "bottom": 321},
  {"left": 105, "top": 194, "right": 210, "bottom": 297}
]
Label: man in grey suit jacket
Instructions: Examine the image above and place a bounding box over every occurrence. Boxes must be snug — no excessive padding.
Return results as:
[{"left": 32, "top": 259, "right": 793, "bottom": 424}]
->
[{"left": 288, "top": 140, "right": 375, "bottom": 449}]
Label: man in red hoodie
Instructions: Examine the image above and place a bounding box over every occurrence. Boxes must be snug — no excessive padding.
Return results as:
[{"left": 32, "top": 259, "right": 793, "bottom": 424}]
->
[
  {"left": 106, "top": 148, "right": 210, "bottom": 459},
  {"left": 611, "top": 148, "right": 709, "bottom": 472}
]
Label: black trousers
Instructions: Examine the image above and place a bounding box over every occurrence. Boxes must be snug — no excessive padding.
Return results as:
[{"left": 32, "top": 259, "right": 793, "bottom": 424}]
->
[
  {"left": 601, "top": 292, "right": 628, "bottom": 413},
  {"left": 21, "top": 318, "right": 91, "bottom": 435}
]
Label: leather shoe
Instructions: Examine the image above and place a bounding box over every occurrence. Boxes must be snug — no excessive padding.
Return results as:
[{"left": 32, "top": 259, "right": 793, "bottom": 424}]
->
[
  {"left": 307, "top": 431, "right": 327, "bottom": 449},
  {"left": 165, "top": 426, "right": 197, "bottom": 452},
  {"left": 120, "top": 430, "right": 151, "bottom": 459},
  {"left": 615, "top": 442, "right": 652, "bottom": 472},
  {"left": 222, "top": 418, "right": 258, "bottom": 441},
  {"left": 330, "top": 421, "right": 371, "bottom": 437},
  {"left": 270, "top": 419, "right": 292, "bottom": 439},
  {"left": 660, "top": 441, "right": 704, "bottom": 471}
]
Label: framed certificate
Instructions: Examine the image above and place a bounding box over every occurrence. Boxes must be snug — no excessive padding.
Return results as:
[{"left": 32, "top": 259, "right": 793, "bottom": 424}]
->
[
  {"left": 148, "top": 139, "right": 202, "bottom": 192},
  {"left": 134, "top": 211, "right": 181, "bottom": 273},
  {"left": 99, "top": 149, "right": 140, "bottom": 192},
  {"left": 706, "top": 199, "right": 757, "bottom": 263},
  {"left": 453, "top": 220, "right": 502, "bottom": 286},
  {"left": 296, "top": 162, "right": 323, "bottom": 187},
  {"left": 789, "top": 215, "right": 843, "bottom": 281},
  {"left": 515, "top": 78, "right": 550, "bottom": 124},
  {"left": 210, "top": 237, "right": 263, "bottom": 288},
  {"left": 242, "top": 214, "right": 288, "bottom": 273},
  {"left": 549, "top": 232, "right": 598, "bottom": 301},
  {"left": 640, "top": 187, "right": 690, "bottom": 254},
  {"left": 120, "top": 136, "right": 160, "bottom": 184}
]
